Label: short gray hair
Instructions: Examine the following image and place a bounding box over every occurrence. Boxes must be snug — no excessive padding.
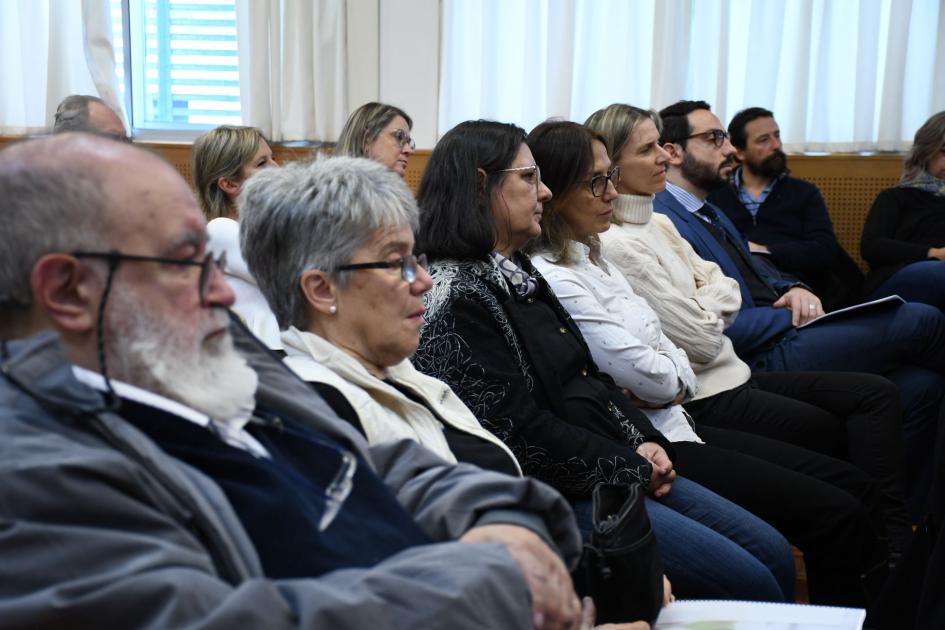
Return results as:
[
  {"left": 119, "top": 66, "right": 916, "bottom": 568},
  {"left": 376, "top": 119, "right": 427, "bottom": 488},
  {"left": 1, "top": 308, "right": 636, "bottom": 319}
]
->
[
  {"left": 53, "top": 94, "right": 108, "bottom": 133},
  {"left": 239, "top": 156, "right": 419, "bottom": 330},
  {"left": 0, "top": 134, "right": 110, "bottom": 321}
]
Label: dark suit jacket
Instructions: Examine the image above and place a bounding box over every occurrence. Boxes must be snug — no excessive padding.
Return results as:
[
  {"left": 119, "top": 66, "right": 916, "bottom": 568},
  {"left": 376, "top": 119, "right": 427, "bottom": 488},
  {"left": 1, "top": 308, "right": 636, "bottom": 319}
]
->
[{"left": 653, "top": 190, "right": 795, "bottom": 358}]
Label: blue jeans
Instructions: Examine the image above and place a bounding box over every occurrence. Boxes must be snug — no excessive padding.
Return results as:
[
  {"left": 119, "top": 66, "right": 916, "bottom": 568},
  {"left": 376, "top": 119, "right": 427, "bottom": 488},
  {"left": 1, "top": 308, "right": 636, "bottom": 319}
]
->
[
  {"left": 868, "top": 260, "right": 945, "bottom": 313},
  {"left": 573, "top": 476, "right": 793, "bottom": 602},
  {"left": 748, "top": 301, "right": 945, "bottom": 517}
]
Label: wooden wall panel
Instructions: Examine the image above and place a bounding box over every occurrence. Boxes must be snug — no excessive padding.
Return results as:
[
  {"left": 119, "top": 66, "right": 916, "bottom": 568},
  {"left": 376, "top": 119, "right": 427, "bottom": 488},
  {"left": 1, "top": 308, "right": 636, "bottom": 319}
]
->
[
  {"left": 0, "top": 135, "right": 902, "bottom": 271},
  {"left": 788, "top": 155, "right": 902, "bottom": 270}
]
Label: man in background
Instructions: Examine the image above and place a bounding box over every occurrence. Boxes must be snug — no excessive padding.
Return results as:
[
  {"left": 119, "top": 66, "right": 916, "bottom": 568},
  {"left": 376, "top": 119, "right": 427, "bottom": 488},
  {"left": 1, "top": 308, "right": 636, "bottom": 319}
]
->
[
  {"left": 708, "top": 107, "right": 862, "bottom": 309},
  {"left": 52, "top": 94, "right": 129, "bottom": 140}
]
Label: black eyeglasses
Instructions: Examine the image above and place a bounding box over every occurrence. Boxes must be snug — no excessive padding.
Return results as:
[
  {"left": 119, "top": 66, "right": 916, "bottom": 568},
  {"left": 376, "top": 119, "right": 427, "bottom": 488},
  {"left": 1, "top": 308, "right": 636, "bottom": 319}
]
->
[
  {"left": 337, "top": 253, "right": 428, "bottom": 283},
  {"left": 677, "top": 128, "right": 730, "bottom": 148},
  {"left": 72, "top": 250, "right": 227, "bottom": 306},
  {"left": 390, "top": 128, "right": 416, "bottom": 150},
  {"left": 587, "top": 164, "right": 620, "bottom": 197}
]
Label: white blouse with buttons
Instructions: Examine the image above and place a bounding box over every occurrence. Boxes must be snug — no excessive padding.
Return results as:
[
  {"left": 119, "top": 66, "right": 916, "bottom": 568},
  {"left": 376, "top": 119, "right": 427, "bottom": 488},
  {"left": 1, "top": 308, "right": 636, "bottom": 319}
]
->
[{"left": 533, "top": 241, "right": 702, "bottom": 443}]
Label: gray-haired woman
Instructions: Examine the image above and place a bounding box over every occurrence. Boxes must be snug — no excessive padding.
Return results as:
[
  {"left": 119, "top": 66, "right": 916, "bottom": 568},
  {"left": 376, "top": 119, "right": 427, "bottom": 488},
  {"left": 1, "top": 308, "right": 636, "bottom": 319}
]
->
[{"left": 239, "top": 156, "right": 521, "bottom": 475}]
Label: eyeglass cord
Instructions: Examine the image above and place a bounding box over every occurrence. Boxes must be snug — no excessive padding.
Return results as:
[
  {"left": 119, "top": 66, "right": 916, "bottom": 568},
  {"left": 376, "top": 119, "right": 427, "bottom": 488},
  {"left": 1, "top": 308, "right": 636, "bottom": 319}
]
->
[{"left": 94, "top": 256, "right": 122, "bottom": 411}]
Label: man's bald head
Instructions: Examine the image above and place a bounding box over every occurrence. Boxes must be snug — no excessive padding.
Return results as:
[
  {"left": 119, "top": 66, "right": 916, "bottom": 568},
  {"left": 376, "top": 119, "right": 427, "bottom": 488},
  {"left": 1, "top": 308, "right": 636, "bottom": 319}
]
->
[
  {"left": 0, "top": 133, "right": 162, "bottom": 334},
  {"left": 53, "top": 95, "right": 128, "bottom": 141}
]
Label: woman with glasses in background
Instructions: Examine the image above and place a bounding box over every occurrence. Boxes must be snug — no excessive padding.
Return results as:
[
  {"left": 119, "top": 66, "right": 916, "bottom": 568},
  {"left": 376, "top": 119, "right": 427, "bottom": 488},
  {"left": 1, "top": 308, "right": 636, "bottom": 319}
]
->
[
  {"left": 336, "top": 102, "right": 416, "bottom": 177},
  {"left": 412, "top": 119, "right": 797, "bottom": 603},
  {"left": 194, "top": 125, "right": 282, "bottom": 348}
]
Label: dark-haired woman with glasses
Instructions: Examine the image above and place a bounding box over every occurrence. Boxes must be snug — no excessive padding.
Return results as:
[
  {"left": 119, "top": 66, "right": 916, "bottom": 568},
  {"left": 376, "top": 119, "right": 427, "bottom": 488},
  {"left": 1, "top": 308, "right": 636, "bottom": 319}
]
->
[
  {"left": 412, "top": 119, "right": 795, "bottom": 603},
  {"left": 336, "top": 102, "right": 416, "bottom": 177}
]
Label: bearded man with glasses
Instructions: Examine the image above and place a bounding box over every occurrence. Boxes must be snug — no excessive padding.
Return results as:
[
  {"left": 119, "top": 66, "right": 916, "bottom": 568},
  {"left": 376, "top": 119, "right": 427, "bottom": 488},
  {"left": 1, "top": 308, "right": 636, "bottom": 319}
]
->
[{"left": 0, "top": 133, "right": 599, "bottom": 630}]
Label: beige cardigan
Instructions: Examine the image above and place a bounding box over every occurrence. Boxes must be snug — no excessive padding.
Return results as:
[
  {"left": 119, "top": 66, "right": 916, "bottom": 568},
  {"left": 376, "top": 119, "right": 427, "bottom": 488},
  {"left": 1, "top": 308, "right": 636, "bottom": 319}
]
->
[
  {"left": 281, "top": 327, "right": 521, "bottom": 473},
  {"left": 600, "top": 194, "right": 751, "bottom": 400}
]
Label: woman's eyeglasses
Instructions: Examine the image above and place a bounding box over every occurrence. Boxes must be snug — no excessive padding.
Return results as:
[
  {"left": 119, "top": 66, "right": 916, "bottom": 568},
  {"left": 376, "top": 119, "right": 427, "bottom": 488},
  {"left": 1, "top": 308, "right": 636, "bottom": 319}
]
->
[
  {"left": 337, "top": 253, "right": 428, "bottom": 283},
  {"left": 389, "top": 128, "right": 416, "bottom": 150},
  {"left": 497, "top": 164, "right": 542, "bottom": 190},
  {"left": 587, "top": 164, "right": 620, "bottom": 197}
]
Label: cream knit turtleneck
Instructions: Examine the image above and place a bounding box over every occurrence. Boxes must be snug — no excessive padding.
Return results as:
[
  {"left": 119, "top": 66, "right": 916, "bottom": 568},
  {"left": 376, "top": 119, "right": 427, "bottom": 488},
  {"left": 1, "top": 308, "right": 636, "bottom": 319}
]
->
[
  {"left": 612, "top": 193, "right": 655, "bottom": 225},
  {"left": 601, "top": 194, "right": 752, "bottom": 400}
]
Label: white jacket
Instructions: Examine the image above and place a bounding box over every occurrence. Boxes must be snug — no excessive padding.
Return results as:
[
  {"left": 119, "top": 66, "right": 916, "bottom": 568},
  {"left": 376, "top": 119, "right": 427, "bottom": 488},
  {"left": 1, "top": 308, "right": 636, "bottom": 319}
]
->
[
  {"left": 281, "top": 327, "right": 521, "bottom": 473},
  {"left": 207, "top": 217, "right": 282, "bottom": 350}
]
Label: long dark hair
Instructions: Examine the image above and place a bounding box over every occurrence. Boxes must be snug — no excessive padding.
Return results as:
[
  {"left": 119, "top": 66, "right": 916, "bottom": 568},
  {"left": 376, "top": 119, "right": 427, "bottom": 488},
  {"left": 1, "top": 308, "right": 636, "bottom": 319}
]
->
[
  {"left": 525, "top": 120, "right": 602, "bottom": 263},
  {"left": 416, "top": 120, "right": 525, "bottom": 260}
]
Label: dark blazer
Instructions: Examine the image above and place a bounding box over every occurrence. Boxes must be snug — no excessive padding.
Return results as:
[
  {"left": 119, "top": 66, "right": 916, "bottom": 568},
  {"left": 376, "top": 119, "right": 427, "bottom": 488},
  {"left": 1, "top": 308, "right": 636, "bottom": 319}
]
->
[{"left": 653, "top": 190, "right": 794, "bottom": 358}]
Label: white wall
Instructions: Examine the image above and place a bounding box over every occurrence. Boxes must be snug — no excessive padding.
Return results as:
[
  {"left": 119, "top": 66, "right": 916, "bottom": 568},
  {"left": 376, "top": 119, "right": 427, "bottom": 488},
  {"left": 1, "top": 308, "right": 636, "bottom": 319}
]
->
[{"left": 348, "top": 0, "right": 440, "bottom": 148}]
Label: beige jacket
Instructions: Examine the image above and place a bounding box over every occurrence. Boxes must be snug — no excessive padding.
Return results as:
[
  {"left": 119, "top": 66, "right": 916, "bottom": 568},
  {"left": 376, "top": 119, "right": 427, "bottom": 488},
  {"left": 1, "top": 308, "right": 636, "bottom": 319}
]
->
[
  {"left": 281, "top": 327, "right": 521, "bottom": 473},
  {"left": 600, "top": 194, "right": 751, "bottom": 400}
]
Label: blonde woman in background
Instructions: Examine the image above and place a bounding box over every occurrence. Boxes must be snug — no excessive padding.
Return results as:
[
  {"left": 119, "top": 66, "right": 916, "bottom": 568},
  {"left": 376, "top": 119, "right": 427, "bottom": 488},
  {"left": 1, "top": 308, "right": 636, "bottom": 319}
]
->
[
  {"left": 336, "top": 102, "right": 415, "bottom": 177},
  {"left": 193, "top": 125, "right": 281, "bottom": 348}
]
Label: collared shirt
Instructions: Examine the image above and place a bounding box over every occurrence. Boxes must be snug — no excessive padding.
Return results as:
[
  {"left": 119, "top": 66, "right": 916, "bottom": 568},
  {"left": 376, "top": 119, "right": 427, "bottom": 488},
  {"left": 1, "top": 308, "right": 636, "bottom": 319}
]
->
[
  {"left": 665, "top": 181, "right": 706, "bottom": 214},
  {"left": 733, "top": 167, "right": 786, "bottom": 218},
  {"left": 71, "top": 365, "right": 271, "bottom": 458},
  {"left": 532, "top": 242, "right": 703, "bottom": 444}
]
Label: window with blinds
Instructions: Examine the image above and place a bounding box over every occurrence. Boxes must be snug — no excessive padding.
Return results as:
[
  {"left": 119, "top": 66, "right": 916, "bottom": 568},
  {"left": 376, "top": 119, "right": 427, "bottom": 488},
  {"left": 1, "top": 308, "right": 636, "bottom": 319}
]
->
[{"left": 112, "top": 0, "right": 241, "bottom": 131}]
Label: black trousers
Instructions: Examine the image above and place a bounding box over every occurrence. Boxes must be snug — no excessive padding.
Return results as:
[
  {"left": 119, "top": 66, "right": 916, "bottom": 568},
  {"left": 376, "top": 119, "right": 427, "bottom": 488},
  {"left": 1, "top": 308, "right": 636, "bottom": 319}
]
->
[
  {"left": 684, "top": 371, "right": 912, "bottom": 552},
  {"left": 672, "top": 426, "right": 888, "bottom": 607}
]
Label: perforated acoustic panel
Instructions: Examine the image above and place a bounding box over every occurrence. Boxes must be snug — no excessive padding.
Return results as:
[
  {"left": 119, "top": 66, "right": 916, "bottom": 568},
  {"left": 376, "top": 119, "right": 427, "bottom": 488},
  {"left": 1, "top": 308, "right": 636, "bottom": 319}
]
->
[
  {"left": 5, "top": 131, "right": 898, "bottom": 274},
  {"left": 789, "top": 155, "right": 902, "bottom": 271}
]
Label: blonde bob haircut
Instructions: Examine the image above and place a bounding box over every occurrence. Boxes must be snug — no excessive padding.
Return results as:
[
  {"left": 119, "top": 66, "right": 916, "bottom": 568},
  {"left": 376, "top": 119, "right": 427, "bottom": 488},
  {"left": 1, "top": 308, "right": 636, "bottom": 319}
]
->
[
  {"left": 335, "top": 102, "right": 412, "bottom": 158},
  {"left": 584, "top": 103, "right": 662, "bottom": 225},
  {"left": 193, "top": 125, "right": 268, "bottom": 220}
]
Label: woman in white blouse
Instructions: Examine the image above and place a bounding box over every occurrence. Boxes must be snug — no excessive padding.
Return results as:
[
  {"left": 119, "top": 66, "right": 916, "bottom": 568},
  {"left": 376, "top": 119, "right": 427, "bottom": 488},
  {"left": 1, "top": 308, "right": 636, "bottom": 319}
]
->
[{"left": 523, "top": 119, "right": 898, "bottom": 606}]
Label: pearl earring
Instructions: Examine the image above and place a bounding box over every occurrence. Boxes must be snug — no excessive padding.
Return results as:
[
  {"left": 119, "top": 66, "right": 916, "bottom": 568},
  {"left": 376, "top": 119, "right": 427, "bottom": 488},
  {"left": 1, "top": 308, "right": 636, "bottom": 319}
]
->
[{"left": 329, "top": 304, "right": 337, "bottom": 314}]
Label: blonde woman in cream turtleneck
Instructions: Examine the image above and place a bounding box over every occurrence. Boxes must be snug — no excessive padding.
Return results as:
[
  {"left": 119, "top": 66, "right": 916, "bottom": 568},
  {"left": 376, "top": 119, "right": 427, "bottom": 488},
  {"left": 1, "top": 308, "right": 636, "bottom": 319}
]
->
[{"left": 585, "top": 104, "right": 912, "bottom": 554}]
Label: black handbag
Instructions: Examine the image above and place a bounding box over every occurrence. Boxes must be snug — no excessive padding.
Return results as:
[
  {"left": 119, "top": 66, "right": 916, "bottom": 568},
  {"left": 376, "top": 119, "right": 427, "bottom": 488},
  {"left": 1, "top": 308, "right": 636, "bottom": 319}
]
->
[{"left": 573, "top": 482, "right": 664, "bottom": 624}]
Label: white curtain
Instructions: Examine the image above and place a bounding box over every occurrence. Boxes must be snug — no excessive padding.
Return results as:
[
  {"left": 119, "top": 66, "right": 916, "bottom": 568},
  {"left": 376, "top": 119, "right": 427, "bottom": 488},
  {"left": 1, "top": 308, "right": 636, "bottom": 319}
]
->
[
  {"left": 235, "top": 0, "right": 347, "bottom": 142},
  {"left": 439, "top": 0, "right": 945, "bottom": 151},
  {"left": 0, "top": 0, "right": 122, "bottom": 135}
]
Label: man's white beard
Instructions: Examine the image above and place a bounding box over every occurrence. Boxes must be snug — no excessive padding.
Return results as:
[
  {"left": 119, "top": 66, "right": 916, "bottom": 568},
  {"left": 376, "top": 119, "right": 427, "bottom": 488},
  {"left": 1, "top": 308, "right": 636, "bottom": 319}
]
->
[{"left": 106, "top": 292, "right": 259, "bottom": 421}]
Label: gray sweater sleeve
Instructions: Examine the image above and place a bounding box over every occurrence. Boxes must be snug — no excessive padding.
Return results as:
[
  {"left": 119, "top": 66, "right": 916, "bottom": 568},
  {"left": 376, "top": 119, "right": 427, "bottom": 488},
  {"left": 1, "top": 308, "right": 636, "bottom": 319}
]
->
[
  {"left": 0, "top": 421, "right": 534, "bottom": 630},
  {"left": 368, "top": 438, "right": 582, "bottom": 565}
]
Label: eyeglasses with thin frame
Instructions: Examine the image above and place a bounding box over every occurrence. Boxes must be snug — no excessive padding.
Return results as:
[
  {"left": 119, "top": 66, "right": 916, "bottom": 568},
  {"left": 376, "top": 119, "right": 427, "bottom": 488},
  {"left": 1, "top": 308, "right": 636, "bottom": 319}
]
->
[
  {"left": 676, "top": 128, "right": 730, "bottom": 148},
  {"left": 72, "top": 250, "right": 227, "bottom": 306},
  {"left": 497, "top": 164, "right": 542, "bottom": 192},
  {"left": 586, "top": 164, "right": 620, "bottom": 197},
  {"left": 389, "top": 128, "right": 416, "bottom": 150},
  {"left": 337, "top": 253, "right": 428, "bottom": 283}
]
